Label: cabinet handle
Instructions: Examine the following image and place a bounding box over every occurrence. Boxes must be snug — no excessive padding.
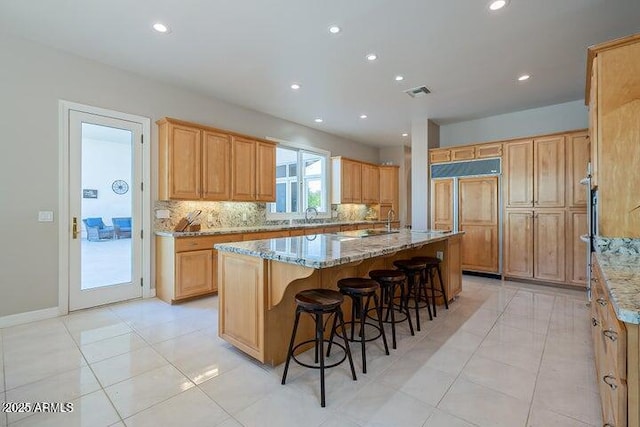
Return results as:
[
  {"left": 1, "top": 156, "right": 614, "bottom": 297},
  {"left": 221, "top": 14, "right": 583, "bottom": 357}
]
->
[
  {"left": 592, "top": 317, "right": 599, "bottom": 327},
  {"left": 72, "top": 217, "right": 79, "bottom": 239},
  {"left": 597, "top": 297, "right": 608, "bottom": 307},
  {"left": 603, "top": 375, "right": 618, "bottom": 390},
  {"left": 603, "top": 330, "right": 618, "bottom": 341},
  {"left": 603, "top": 424, "right": 615, "bottom": 427}
]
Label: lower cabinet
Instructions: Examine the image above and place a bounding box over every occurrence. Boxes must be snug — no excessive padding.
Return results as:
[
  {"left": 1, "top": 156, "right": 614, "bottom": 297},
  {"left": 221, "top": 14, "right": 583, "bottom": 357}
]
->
[
  {"left": 156, "top": 234, "right": 236, "bottom": 303},
  {"left": 591, "top": 257, "right": 639, "bottom": 427}
]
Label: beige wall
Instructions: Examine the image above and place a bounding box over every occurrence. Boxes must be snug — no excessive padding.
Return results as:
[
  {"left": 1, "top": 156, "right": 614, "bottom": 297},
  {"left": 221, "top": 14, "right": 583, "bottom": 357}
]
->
[{"left": 0, "top": 34, "right": 380, "bottom": 317}]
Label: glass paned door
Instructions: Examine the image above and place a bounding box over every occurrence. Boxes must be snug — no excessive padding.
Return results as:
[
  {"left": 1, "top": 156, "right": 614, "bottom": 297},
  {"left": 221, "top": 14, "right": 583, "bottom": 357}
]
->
[{"left": 69, "top": 110, "right": 143, "bottom": 310}]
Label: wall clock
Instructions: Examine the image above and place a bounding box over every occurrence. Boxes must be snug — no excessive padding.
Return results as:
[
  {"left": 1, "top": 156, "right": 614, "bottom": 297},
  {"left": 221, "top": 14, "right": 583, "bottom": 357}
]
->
[{"left": 112, "top": 180, "right": 129, "bottom": 195}]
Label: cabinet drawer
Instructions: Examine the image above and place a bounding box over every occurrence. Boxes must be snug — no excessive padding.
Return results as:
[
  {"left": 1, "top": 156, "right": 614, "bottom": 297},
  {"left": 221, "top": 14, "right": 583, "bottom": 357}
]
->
[
  {"left": 175, "top": 234, "right": 237, "bottom": 252},
  {"left": 476, "top": 143, "right": 503, "bottom": 158},
  {"left": 243, "top": 230, "right": 290, "bottom": 241},
  {"left": 600, "top": 374, "right": 627, "bottom": 427},
  {"left": 451, "top": 147, "right": 475, "bottom": 161},
  {"left": 322, "top": 225, "right": 341, "bottom": 233},
  {"left": 430, "top": 149, "right": 451, "bottom": 163},
  {"left": 289, "top": 229, "right": 306, "bottom": 237}
]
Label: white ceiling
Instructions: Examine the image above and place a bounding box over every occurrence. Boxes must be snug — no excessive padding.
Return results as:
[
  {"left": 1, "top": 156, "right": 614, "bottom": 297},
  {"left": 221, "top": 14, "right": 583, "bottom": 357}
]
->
[{"left": 1, "top": 0, "right": 639, "bottom": 147}]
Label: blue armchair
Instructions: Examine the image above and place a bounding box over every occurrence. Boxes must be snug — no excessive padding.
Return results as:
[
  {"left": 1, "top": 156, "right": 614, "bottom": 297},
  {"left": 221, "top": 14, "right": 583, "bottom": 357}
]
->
[
  {"left": 112, "top": 217, "right": 132, "bottom": 239},
  {"left": 83, "top": 217, "right": 114, "bottom": 241}
]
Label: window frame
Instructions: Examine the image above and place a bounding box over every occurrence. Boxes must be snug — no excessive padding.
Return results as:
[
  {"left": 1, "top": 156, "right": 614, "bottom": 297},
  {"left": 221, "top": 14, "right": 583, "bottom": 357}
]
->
[{"left": 266, "top": 138, "right": 331, "bottom": 220}]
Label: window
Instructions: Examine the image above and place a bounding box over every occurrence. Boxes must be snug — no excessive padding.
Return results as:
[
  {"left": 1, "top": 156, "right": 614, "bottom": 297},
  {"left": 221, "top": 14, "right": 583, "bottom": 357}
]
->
[{"left": 268, "top": 144, "right": 329, "bottom": 217}]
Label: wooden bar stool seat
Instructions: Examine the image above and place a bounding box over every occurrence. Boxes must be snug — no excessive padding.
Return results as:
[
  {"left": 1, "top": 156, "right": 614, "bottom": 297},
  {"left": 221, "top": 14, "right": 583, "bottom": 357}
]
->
[
  {"left": 393, "top": 259, "right": 432, "bottom": 331},
  {"left": 328, "top": 278, "right": 389, "bottom": 374},
  {"left": 281, "top": 289, "right": 357, "bottom": 407},
  {"left": 412, "top": 256, "right": 448, "bottom": 316},
  {"left": 369, "top": 269, "right": 414, "bottom": 349}
]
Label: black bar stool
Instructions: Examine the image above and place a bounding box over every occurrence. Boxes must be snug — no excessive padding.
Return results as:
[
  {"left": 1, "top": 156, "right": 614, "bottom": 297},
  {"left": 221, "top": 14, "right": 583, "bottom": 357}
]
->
[
  {"left": 393, "top": 259, "right": 432, "bottom": 331},
  {"left": 281, "top": 289, "right": 357, "bottom": 407},
  {"left": 327, "top": 278, "right": 389, "bottom": 374},
  {"left": 412, "top": 256, "right": 449, "bottom": 317},
  {"left": 369, "top": 270, "right": 414, "bottom": 349}
]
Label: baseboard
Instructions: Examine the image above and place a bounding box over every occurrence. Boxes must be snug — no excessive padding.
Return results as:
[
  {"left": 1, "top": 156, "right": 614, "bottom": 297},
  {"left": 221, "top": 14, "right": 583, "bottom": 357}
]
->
[{"left": 0, "top": 306, "right": 59, "bottom": 328}]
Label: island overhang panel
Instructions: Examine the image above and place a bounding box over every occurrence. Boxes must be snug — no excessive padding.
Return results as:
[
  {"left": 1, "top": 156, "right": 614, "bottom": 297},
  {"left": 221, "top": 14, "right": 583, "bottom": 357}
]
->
[{"left": 215, "top": 230, "right": 463, "bottom": 365}]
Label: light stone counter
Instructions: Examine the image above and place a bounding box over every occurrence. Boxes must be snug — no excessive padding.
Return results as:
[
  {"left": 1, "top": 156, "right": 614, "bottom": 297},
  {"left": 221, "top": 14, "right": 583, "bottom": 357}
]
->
[
  {"left": 595, "top": 252, "right": 640, "bottom": 324},
  {"left": 214, "top": 229, "right": 462, "bottom": 269},
  {"left": 154, "top": 220, "right": 392, "bottom": 237}
]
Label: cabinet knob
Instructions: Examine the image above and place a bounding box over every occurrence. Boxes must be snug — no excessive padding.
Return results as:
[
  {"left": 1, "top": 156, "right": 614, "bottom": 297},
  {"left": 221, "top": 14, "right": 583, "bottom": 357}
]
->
[
  {"left": 603, "top": 329, "right": 618, "bottom": 341},
  {"left": 596, "top": 297, "right": 607, "bottom": 307},
  {"left": 592, "top": 317, "right": 599, "bottom": 327},
  {"left": 603, "top": 375, "right": 618, "bottom": 390}
]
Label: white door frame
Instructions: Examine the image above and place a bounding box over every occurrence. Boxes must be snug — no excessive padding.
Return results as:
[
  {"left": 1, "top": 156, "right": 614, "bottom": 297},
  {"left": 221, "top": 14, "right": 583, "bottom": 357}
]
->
[{"left": 58, "top": 101, "right": 152, "bottom": 315}]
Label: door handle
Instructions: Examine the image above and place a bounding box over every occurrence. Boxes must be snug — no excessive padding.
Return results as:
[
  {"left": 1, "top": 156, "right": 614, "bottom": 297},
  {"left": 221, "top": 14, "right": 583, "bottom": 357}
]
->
[{"left": 72, "top": 217, "right": 79, "bottom": 239}]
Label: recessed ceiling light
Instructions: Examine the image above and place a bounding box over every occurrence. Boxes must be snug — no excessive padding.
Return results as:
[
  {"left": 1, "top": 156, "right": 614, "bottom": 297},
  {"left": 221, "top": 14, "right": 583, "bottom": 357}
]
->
[
  {"left": 360, "top": 114, "right": 368, "bottom": 119},
  {"left": 152, "top": 22, "right": 170, "bottom": 33},
  {"left": 402, "top": 133, "right": 409, "bottom": 137},
  {"left": 518, "top": 74, "right": 531, "bottom": 81},
  {"left": 329, "top": 25, "right": 341, "bottom": 34},
  {"left": 395, "top": 75, "right": 404, "bottom": 81},
  {"left": 290, "top": 83, "right": 301, "bottom": 90},
  {"left": 314, "top": 118, "right": 323, "bottom": 123},
  {"left": 366, "top": 53, "right": 378, "bottom": 61},
  {"left": 488, "top": 0, "right": 508, "bottom": 11}
]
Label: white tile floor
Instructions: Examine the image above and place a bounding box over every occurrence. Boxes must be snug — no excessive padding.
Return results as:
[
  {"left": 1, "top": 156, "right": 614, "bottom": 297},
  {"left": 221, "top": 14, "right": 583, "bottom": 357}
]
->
[{"left": 0, "top": 276, "right": 601, "bottom": 427}]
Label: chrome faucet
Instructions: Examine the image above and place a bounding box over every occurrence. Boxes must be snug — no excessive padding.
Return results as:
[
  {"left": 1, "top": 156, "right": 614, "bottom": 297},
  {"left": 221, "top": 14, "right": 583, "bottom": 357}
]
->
[
  {"left": 386, "top": 209, "right": 396, "bottom": 232},
  {"left": 304, "top": 207, "right": 318, "bottom": 223}
]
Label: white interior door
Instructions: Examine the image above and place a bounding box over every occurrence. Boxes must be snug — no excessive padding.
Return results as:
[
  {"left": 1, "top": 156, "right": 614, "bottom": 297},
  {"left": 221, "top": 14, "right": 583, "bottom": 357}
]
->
[{"left": 68, "top": 110, "right": 143, "bottom": 310}]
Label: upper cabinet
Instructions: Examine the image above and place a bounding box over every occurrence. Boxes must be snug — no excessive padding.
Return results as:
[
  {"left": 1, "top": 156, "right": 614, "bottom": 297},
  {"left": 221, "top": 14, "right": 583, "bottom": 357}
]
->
[
  {"left": 429, "top": 142, "right": 503, "bottom": 164},
  {"left": 379, "top": 166, "right": 399, "bottom": 205},
  {"left": 503, "top": 136, "right": 566, "bottom": 209},
  {"left": 157, "top": 118, "right": 275, "bottom": 202},
  {"left": 332, "top": 157, "right": 362, "bottom": 204},
  {"left": 587, "top": 34, "right": 640, "bottom": 238},
  {"left": 566, "top": 131, "right": 590, "bottom": 208},
  {"left": 158, "top": 120, "right": 203, "bottom": 200},
  {"left": 361, "top": 163, "right": 380, "bottom": 204},
  {"left": 504, "top": 139, "right": 534, "bottom": 208}
]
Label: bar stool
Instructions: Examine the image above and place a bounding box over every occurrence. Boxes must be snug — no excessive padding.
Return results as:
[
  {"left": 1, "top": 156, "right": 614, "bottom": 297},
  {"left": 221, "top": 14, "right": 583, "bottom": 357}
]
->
[
  {"left": 281, "top": 289, "right": 357, "bottom": 407},
  {"left": 328, "top": 278, "right": 389, "bottom": 374},
  {"left": 393, "top": 259, "right": 432, "bottom": 331},
  {"left": 369, "top": 270, "right": 414, "bottom": 349},
  {"left": 412, "top": 256, "right": 448, "bottom": 317}
]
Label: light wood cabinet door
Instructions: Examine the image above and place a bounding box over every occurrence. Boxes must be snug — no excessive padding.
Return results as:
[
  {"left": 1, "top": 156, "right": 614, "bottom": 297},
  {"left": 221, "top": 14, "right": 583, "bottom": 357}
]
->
[
  {"left": 342, "top": 159, "right": 362, "bottom": 203},
  {"left": 175, "top": 250, "right": 213, "bottom": 298},
  {"left": 589, "top": 56, "right": 599, "bottom": 188},
  {"left": 256, "top": 141, "right": 276, "bottom": 202},
  {"left": 534, "top": 136, "right": 565, "bottom": 208},
  {"left": 231, "top": 137, "right": 256, "bottom": 201},
  {"left": 379, "top": 166, "right": 399, "bottom": 205},
  {"left": 476, "top": 143, "right": 502, "bottom": 159},
  {"left": 446, "top": 235, "right": 462, "bottom": 299},
  {"left": 566, "top": 211, "right": 588, "bottom": 287},
  {"left": 459, "top": 177, "right": 499, "bottom": 273},
  {"left": 566, "top": 132, "right": 590, "bottom": 208},
  {"left": 504, "top": 210, "right": 534, "bottom": 278},
  {"left": 534, "top": 210, "right": 566, "bottom": 282},
  {"left": 429, "top": 149, "right": 451, "bottom": 163},
  {"left": 598, "top": 41, "right": 640, "bottom": 238},
  {"left": 166, "top": 124, "right": 202, "bottom": 199},
  {"left": 361, "top": 163, "right": 380, "bottom": 204},
  {"left": 451, "top": 146, "right": 475, "bottom": 161},
  {"left": 431, "top": 179, "right": 453, "bottom": 231},
  {"left": 202, "top": 131, "right": 231, "bottom": 201},
  {"left": 504, "top": 140, "right": 534, "bottom": 208}
]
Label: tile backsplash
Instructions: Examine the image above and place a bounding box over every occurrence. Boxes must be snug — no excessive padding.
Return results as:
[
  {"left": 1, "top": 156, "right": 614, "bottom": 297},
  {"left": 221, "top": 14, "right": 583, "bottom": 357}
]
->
[{"left": 154, "top": 201, "right": 374, "bottom": 231}]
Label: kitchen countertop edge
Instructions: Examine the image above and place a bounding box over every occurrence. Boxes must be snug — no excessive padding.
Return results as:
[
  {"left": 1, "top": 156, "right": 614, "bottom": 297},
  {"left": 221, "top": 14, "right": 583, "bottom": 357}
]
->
[{"left": 595, "top": 252, "right": 640, "bottom": 325}]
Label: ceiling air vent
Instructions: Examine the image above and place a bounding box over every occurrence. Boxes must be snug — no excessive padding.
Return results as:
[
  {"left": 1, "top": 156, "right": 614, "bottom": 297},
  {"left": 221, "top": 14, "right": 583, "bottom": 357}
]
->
[{"left": 404, "top": 85, "right": 431, "bottom": 98}]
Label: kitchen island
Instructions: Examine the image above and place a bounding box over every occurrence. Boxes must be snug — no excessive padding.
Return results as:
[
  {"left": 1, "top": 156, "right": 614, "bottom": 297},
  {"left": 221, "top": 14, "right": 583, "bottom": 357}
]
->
[{"left": 214, "top": 229, "right": 463, "bottom": 365}]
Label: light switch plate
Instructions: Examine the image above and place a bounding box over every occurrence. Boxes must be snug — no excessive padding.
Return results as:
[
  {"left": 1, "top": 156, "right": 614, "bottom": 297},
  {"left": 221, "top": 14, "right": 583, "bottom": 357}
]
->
[
  {"left": 436, "top": 251, "right": 444, "bottom": 260},
  {"left": 155, "top": 209, "right": 170, "bottom": 219},
  {"left": 38, "top": 211, "right": 54, "bottom": 222}
]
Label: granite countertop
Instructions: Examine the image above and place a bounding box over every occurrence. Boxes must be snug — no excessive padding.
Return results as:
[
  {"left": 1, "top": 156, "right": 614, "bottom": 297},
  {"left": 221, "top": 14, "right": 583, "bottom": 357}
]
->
[
  {"left": 595, "top": 252, "right": 640, "bottom": 324},
  {"left": 214, "top": 229, "right": 463, "bottom": 269},
  {"left": 154, "top": 220, "right": 393, "bottom": 237}
]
